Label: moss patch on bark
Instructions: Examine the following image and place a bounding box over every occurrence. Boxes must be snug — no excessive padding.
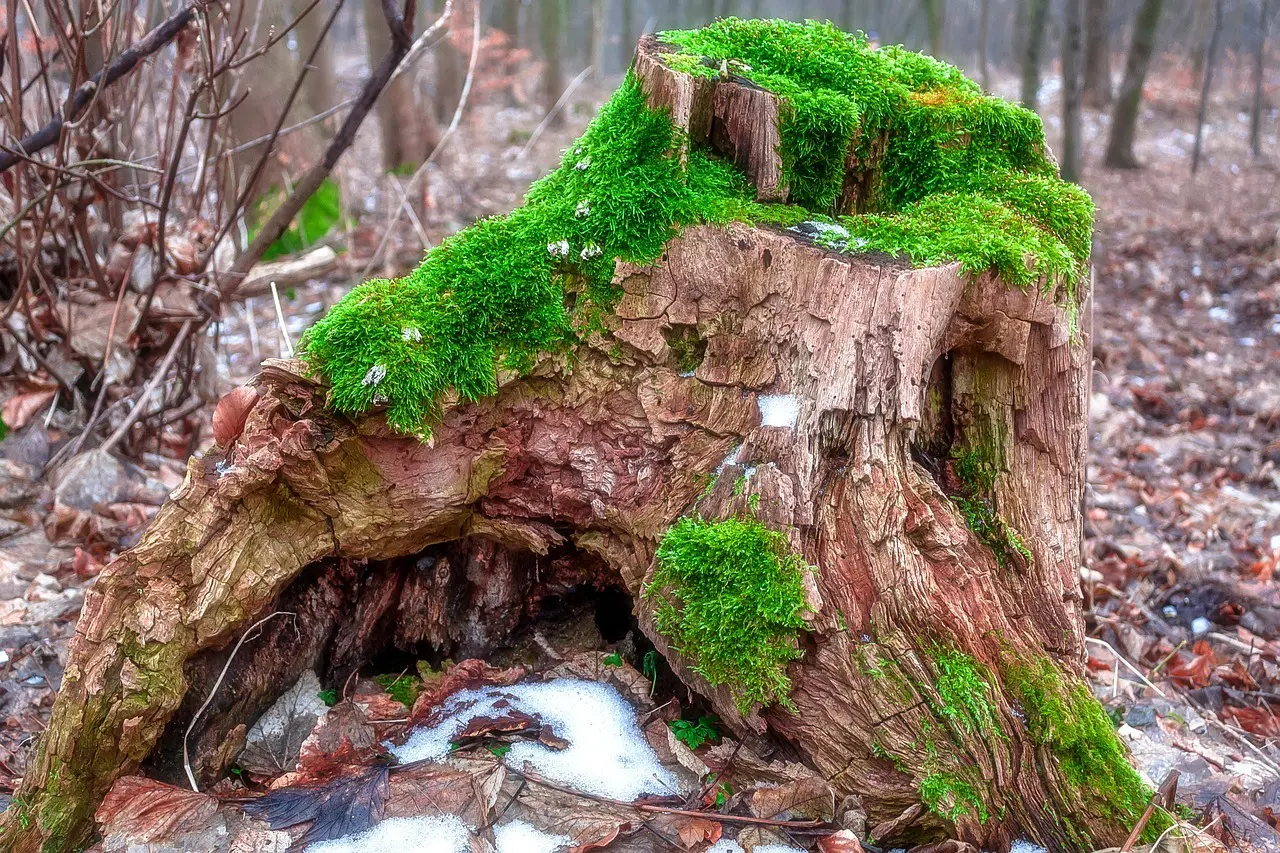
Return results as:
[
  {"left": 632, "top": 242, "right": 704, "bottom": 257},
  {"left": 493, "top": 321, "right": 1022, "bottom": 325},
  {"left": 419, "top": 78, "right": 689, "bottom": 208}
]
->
[
  {"left": 301, "top": 17, "right": 1093, "bottom": 438},
  {"left": 1004, "top": 655, "right": 1169, "bottom": 842},
  {"left": 645, "top": 516, "right": 812, "bottom": 714},
  {"left": 660, "top": 18, "right": 1093, "bottom": 291}
]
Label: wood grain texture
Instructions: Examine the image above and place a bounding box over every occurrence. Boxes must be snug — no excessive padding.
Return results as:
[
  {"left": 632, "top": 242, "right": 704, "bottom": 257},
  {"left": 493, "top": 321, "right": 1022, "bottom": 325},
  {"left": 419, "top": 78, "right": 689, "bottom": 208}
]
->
[{"left": 3, "top": 220, "right": 1104, "bottom": 850}]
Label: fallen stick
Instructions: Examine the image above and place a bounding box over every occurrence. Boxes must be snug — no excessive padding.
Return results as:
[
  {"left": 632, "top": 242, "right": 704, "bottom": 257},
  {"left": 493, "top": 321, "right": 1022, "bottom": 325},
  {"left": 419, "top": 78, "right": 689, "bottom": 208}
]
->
[
  {"left": 1120, "top": 769, "right": 1178, "bottom": 852},
  {"left": 507, "top": 765, "right": 827, "bottom": 829}
]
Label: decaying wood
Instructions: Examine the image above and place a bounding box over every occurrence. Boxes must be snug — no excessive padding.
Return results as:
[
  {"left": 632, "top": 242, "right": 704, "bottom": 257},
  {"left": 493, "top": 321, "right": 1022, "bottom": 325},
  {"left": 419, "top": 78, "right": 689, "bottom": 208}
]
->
[
  {"left": 5, "top": 46, "right": 1107, "bottom": 853},
  {"left": 235, "top": 246, "right": 339, "bottom": 299}
]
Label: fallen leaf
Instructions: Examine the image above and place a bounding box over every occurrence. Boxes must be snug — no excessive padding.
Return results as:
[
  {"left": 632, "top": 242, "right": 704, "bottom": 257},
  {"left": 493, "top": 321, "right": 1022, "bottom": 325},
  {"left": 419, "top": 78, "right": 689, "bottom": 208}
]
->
[
  {"left": 1, "top": 386, "right": 56, "bottom": 431},
  {"left": 96, "top": 776, "right": 218, "bottom": 843},
  {"left": 239, "top": 670, "right": 330, "bottom": 777},
  {"left": 409, "top": 658, "right": 525, "bottom": 723},
  {"left": 818, "top": 829, "right": 865, "bottom": 852},
  {"left": 242, "top": 765, "right": 390, "bottom": 845}
]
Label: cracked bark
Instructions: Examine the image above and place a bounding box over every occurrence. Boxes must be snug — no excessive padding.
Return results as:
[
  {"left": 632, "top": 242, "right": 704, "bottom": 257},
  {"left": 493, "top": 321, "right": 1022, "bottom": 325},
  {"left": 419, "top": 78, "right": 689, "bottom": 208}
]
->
[{"left": 4, "top": 40, "right": 1118, "bottom": 852}]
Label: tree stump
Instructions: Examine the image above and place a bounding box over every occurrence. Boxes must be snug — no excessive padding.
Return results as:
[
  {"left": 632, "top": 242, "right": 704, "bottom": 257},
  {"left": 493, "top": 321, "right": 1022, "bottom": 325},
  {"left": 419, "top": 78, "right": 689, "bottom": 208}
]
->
[{"left": 3, "top": 22, "right": 1151, "bottom": 853}]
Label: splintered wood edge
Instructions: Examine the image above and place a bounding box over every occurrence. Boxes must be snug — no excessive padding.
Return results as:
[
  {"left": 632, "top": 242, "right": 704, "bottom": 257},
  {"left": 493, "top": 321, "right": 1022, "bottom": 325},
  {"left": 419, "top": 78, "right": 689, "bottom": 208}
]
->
[{"left": 632, "top": 34, "right": 788, "bottom": 203}]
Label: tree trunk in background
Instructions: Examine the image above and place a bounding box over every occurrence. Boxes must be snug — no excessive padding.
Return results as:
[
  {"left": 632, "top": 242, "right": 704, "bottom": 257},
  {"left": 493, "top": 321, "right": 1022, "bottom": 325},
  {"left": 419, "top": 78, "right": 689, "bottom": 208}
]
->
[
  {"left": 433, "top": 0, "right": 465, "bottom": 126},
  {"left": 979, "top": 0, "right": 991, "bottom": 90},
  {"left": 1062, "top": 0, "right": 1084, "bottom": 181},
  {"left": 496, "top": 0, "right": 520, "bottom": 40},
  {"left": 1104, "top": 0, "right": 1165, "bottom": 168},
  {"left": 922, "top": 0, "right": 945, "bottom": 57},
  {"left": 621, "top": 0, "right": 637, "bottom": 71},
  {"left": 227, "top": 3, "right": 324, "bottom": 198},
  {"left": 294, "top": 0, "right": 338, "bottom": 114},
  {"left": 1021, "top": 0, "right": 1050, "bottom": 109},
  {"left": 1250, "top": 0, "right": 1271, "bottom": 157},
  {"left": 842, "top": 0, "right": 858, "bottom": 34},
  {"left": 591, "top": 0, "right": 608, "bottom": 83},
  {"left": 1082, "top": 0, "right": 1112, "bottom": 107},
  {"left": 1192, "top": 0, "right": 1213, "bottom": 77},
  {"left": 541, "top": 0, "right": 566, "bottom": 129},
  {"left": 1191, "top": 0, "right": 1226, "bottom": 173},
  {"left": 365, "top": 0, "right": 401, "bottom": 170}
]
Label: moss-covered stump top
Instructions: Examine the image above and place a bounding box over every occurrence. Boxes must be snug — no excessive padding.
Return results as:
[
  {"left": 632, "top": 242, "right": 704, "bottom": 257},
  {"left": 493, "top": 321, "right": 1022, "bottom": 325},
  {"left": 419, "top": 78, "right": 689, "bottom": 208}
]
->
[{"left": 301, "top": 18, "right": 1093, "bottom": 437}]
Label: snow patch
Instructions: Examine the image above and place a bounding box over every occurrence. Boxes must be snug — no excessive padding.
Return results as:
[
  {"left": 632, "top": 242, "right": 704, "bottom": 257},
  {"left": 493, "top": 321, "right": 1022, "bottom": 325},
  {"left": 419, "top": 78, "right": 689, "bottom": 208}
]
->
[
  {"left": 390, "top": 678, "right": 681, "bottom": 801},
  {"left": 758, "top": 394, "right": 800, "bottom": 428},
  {"left": 495, "top": 820, "right": 569, "bottom": 853},
  {"left": 1008, "top": 843, "right": 1049, "bottom": 853},
  {"left": 306, "top": 815, "right": 470, "bottom": 853},
  {"left": 706, "top": 842, "right": 804, "bottom": 853}
]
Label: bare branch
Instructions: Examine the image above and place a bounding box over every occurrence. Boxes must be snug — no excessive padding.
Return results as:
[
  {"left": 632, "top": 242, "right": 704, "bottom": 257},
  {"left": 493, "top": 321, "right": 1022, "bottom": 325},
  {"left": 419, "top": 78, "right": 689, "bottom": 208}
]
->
[
  {"left": 0, "top": 1, "right": 204, "bottom": 174},
  {"left": 214, "top": 0, "right": 454, "bottom": 302}
]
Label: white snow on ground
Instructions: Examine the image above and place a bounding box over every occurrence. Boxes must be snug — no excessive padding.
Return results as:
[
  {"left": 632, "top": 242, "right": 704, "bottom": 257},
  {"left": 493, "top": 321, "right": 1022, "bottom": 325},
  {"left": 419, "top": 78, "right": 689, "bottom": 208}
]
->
[
  {"left": 757, "top": 394, "right": 800, "bottom": 428},
  {"left": 494, "top": 820, "right": 569, "bottom": 852},
  {"left": 1008, "top": 843, "right": 1048, "bottom": 853},
  {"left": 306, "top": 815, "right": 470, "bottom": 853},
  {"left": 389, "top": 678, "right": 681, "bottom": 801},
  {"left": 706, "top": 841, "right": 805, "bottom": 853}
]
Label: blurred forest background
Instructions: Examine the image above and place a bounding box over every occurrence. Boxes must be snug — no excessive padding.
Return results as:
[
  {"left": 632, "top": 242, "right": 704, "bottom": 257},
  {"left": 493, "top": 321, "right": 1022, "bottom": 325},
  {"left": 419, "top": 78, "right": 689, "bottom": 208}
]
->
[{"left": 0, "top": 0, "right": 1277, "bottom": 844}]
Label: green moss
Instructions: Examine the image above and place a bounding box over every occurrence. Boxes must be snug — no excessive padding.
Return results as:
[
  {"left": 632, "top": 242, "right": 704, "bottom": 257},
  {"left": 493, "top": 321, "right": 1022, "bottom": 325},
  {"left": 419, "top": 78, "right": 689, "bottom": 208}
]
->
[
  {"left": 920, "top": 771, "right": 989, "bottom": 823},
  {"left": 374, "top": 673, "right": 423, "bottom": 707},
  {"left": 660, "top": 18, "right": 1092, "bottom": 290},
  {"left": 950, "top": 447, "right": 1033, "bottom": 570},
  {"left": 930, "top": 648, "right": 999, "bottom": 736},
  {"left": 1004, "top": 656, "right": 1169, "bottom": 839},
  {"left": 645, "top": 516, "right": 812, "bottom": 714},
  {"left": 301, "top": 73, "right": 794, "bottom": 435},
  {"left": 302, "top": 19, "right": 1092, "bottom": 436}
]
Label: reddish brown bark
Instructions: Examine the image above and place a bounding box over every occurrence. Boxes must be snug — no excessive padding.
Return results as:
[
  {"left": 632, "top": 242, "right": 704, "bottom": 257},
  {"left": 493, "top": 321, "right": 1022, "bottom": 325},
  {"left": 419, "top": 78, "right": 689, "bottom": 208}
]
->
[{"left": 2, "top": 41, "right": 1118, "bottom": 853}]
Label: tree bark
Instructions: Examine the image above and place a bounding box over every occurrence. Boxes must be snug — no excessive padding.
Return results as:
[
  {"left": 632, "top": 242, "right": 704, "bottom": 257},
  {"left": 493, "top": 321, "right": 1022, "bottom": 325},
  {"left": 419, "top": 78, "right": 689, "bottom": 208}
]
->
[
  {"left": 5, "top": 37, "right": 1142, "bottom": 853},
  {"left": 1191, "top": 0, "right": 1226, "bottom": 173},
  {"left": 1104, "top": 0, "right": 1165, "bottom": 168},
  {"left": 1062, "top": 0, "right": 1084, "bottom": 181},
  {"left": 1082, "top": 0, "right": 1112, "bottom": 107},
  {"left": 1020, "top": 0, "right": 1050, "bottom": 110},
  {"left": 1251, "top": 0, "right": 1271, "bottom": 157},
  {"left": 294, "top": 0, "right": 338, "bottom": 115}
]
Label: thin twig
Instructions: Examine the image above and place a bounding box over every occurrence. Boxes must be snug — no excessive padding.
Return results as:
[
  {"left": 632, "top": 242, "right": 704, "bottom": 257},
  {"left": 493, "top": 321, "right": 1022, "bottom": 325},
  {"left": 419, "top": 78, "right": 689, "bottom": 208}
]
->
[
  {"left": 269, "top": 282, "right": 294, "bottom": 357},
  {"left": 507, "top": 766, "right": 827, "bottom": 829},
  {"left": 1085, "top": 637, "right": 1168, "bottom": 697},
  {"left": 518, "top": 65, "right": 593, "bottom": 160},
  {"left": 359, "top": 0, "right": 480, "bottom": 279},
  {"left": 183, "top": 611, "right": 296, "bottom": 791},
  {"left": 1121, "top": 770, "right": 1178, "bottom": 852},
  {"left": 214, "top": 0, "right": 449, "bottom": 302},
  {"left": 99, "top": 320, "right": 193, "bottom": 454},
  {"left": 0, "top": 1, "right": 203, "bottom": 173}
]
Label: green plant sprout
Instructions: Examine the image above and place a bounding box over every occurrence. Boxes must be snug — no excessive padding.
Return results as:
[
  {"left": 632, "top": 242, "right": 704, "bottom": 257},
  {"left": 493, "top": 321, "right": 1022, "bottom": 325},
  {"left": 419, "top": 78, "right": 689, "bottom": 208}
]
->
[
  {"left": 668, "top": 716, "right": 721, "bottom": 749},
  {"left": 374, "top": 673, "right": 422, "bottom": 708}
]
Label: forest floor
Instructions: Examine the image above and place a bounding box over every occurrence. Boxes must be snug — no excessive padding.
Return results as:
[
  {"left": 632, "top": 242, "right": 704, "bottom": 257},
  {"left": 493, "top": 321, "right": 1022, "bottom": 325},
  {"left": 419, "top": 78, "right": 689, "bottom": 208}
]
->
[{"left": 0, "top": 62, "right": 1278, "bottom": 850}]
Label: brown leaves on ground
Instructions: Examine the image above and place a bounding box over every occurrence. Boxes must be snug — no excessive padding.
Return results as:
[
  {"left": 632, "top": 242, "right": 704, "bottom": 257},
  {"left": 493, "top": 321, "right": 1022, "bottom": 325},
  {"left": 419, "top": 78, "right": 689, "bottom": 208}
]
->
[{"left": 96, "top": 777, "right": 219, "bottom": 844}]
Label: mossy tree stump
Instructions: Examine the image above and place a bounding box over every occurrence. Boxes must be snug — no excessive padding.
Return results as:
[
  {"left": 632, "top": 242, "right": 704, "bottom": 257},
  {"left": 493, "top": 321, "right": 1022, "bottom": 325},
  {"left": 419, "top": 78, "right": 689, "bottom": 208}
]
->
[{"left": 2, "top": 21, "right": 1151, "bottom": 853}]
